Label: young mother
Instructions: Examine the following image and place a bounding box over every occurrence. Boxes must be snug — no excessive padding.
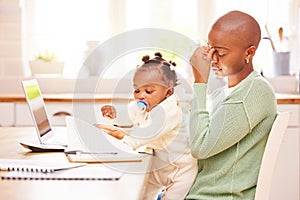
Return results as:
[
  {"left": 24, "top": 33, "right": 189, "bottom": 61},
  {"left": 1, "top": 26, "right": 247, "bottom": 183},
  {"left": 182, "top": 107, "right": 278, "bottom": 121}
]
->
[{"left": 186, "top": 10, "right": 277, "bottom": 200}]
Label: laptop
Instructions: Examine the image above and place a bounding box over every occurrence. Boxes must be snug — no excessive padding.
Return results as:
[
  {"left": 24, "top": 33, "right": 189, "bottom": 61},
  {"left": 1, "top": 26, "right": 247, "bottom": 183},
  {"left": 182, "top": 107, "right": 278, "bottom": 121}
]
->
[{"left": 20, "top": 79, "right": 67, "bottom": 152}]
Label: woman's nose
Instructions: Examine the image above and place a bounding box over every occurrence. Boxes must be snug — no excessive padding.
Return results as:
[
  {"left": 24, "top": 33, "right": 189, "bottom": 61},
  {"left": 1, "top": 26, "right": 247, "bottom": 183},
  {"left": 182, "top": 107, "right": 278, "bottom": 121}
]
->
[{"left": 211, "top": 52, "right": 219, "bottom": 63}]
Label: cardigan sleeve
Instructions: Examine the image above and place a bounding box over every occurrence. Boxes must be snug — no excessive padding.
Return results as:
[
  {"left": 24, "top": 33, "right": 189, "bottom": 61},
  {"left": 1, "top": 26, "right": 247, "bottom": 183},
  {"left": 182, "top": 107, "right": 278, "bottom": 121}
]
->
[{"left": 190, "top": 80, "right": 276, "bottom": 159}]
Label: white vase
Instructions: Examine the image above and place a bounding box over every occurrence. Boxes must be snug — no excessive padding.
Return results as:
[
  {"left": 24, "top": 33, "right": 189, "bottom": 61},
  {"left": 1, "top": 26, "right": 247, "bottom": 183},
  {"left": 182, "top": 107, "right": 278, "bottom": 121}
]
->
[{"left": 29, "top": 60, "right": 64, "bottom": 76}]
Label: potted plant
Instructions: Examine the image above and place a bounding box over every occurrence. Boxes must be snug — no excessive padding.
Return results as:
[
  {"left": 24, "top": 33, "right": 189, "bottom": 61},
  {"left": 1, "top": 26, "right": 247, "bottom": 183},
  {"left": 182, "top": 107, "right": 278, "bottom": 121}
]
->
[{"left": 29, "top": 50, "right": 64, "bottom": 76}]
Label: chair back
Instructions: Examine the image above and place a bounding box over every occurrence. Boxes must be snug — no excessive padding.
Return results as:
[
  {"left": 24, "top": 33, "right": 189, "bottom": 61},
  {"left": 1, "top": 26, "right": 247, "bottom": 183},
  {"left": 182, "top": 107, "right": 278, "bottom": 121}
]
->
[{"left": 255, "top": 112, "right": 290, "bottom": 200}]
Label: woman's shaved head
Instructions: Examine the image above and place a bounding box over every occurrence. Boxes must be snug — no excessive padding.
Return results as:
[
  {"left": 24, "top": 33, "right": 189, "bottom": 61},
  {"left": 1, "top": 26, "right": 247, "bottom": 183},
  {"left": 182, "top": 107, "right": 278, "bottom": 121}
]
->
[{"left": 210, "top": 11, "right": 261, "bottom": 48}]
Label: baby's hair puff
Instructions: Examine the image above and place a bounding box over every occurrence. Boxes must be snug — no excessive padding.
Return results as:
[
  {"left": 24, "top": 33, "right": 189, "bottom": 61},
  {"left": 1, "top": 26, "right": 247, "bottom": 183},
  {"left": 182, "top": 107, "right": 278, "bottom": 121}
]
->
[
  {"left": 142, "top": 55, "right": 150, "bottom": 62},
  {"left": 137, "top": 52, "right": 179, "bottom": 88}
]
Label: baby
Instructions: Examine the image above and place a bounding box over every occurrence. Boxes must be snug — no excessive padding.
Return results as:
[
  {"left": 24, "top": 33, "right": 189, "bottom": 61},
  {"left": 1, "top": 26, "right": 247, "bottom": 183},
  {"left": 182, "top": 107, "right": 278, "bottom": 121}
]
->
[{"left": 96, "top": 52, "right": 197, "bottom": 200}]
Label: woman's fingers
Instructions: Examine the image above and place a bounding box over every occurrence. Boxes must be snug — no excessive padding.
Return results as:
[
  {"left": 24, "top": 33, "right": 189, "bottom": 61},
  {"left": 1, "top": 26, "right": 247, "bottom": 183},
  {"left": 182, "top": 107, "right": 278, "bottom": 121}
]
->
[
  {"left": 207, "top": 47, "right": 217, "bottom": 63},
  {"left": 190, "top": 46, "right": 213, "bottom": 83}
]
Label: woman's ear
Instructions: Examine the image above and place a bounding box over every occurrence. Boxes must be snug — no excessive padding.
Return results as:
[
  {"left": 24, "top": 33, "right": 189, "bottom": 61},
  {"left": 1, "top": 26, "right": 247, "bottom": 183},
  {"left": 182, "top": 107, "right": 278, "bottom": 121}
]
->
[
  {"left": 166, "top": 88, "right": 174, "bottom": 98},
  {"left": 245, "top": 45, "right": 257, "bottom": 60}
]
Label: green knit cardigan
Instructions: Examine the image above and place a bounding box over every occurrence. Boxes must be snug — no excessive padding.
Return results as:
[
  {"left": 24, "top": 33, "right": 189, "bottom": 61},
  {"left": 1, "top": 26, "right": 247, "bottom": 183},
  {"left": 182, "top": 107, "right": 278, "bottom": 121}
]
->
[{"left": 186, "top": 71, "right": 277, "bottom": 200}]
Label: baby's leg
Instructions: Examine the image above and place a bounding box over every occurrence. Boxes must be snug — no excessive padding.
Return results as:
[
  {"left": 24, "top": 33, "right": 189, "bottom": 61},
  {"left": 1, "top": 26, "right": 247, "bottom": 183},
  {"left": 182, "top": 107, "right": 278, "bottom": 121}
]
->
[
  {"left": 163, "top": 156, "right": 198, "bottom": 200},
  {"left": 142, "top": 171, "right": 164, "bottom": 200},
  {"left": 142, "top": 159, "right": 178, "bottom": 200}
]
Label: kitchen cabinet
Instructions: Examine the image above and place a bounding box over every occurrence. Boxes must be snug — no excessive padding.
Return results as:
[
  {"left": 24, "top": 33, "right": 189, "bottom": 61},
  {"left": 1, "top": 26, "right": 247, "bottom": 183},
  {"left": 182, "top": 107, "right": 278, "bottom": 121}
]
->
[
  {"left": 0, "top": 92, "right": 132, "bottom": 127},
  {"left": 15, "top": 102, "right": 73, "bottom": 126},
  {"left": 71, "top": 102, "right": 131, "bottom": 125},
  {"left": 13, "top": 101, "right": 129, "bottom": 127},
  {"left": 0, "top": 103, "right": 14, "bottom": 126},
  {"left": 270, "top": 104, "right": 300, "bottom": 200},
  {"left": 15, "top": 103, "right": 32, "bottom": 126}
]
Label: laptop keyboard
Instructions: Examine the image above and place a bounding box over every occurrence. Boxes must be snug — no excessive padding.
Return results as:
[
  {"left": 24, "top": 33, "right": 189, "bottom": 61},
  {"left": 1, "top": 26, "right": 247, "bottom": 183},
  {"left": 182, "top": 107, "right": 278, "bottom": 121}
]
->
[
  {"left": 46, "top": 136, "right": 66, "bottom": 146},
  {"left": 43, "top": 130, "right": 67, "bottom": 146}
]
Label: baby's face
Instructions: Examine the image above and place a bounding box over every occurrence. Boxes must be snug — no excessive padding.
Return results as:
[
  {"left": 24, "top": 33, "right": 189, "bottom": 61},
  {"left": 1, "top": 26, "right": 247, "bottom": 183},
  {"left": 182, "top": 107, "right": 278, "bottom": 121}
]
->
[{"left": 133, "top": 69, "right": 171, "bottom": 111}]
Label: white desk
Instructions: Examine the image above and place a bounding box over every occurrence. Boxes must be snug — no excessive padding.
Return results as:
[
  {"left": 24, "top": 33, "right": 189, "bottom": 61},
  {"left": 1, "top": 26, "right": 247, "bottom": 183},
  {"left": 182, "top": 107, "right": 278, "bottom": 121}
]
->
[{"left": 0, "top": 127, "right": 152, "bottom": 200}]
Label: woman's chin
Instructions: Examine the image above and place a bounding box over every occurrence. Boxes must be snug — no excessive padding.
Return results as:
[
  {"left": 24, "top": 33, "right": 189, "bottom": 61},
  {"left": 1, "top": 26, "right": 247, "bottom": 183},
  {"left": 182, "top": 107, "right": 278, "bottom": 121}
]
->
[{"left": 212, "top": 69, "right": 223, "bottom": 78}]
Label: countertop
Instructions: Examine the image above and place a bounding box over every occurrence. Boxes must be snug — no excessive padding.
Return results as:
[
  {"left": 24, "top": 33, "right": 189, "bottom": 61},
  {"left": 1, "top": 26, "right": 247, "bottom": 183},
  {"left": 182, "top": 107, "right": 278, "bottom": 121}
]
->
[
  {"left": 0, "top": 93, "right": 132, "bottom": 103},
  {"left": 275, "top": 93, "right": 300, "bottom": 104},
  {"left": 0, "top": 93, "right": 299, "bottom": 104}
]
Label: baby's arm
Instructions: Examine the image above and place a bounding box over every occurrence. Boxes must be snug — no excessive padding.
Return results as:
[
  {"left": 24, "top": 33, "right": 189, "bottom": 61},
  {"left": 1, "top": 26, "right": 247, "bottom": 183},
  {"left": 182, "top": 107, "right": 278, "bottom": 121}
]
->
[{"left": 101, "top": 105, "right": 116, "bottom": 119}]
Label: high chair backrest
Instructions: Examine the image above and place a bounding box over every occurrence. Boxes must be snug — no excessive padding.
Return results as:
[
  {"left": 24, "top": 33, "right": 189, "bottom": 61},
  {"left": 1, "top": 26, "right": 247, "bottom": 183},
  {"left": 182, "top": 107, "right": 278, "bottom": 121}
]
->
[{"left": 255, "top": 112, "right": 290, "bottom": 200}]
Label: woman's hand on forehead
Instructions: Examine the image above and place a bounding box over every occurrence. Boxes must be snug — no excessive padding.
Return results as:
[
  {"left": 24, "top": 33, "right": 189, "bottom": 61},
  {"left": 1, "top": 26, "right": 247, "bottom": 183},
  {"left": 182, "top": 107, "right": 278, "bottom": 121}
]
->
[{"left": 190, "top": 45, "right": 216, "bottom": 83}]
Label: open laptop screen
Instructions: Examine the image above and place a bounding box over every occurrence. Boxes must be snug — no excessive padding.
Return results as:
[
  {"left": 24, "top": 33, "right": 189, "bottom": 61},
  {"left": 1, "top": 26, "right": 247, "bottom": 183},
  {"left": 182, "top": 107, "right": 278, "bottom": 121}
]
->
[{"left": 22, "top": 79, "right": 51, "bottom": 137}]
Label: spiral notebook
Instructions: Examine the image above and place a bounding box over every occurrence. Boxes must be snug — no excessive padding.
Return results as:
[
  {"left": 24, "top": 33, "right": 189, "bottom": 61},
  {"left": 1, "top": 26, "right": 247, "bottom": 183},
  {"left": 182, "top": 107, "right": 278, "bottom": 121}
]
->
[
  {"left": 1, "top": 165, "right": 123, "bottom": 181},
  {"left": 0, "top": 158, "right": 84, "bottom": 173},
  {"left": 0, "top": 159, "right": 123, "bottom": 181}
]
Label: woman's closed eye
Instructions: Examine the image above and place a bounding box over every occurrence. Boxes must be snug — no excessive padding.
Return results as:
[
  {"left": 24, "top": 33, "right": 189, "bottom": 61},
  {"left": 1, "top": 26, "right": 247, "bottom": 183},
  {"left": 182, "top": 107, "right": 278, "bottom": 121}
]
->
[
  {"left": 218, "top": 53, "right": 225, "bottom": 57},
  {"left": 215, "top": 50, "right": 225, "bottom": 57}
]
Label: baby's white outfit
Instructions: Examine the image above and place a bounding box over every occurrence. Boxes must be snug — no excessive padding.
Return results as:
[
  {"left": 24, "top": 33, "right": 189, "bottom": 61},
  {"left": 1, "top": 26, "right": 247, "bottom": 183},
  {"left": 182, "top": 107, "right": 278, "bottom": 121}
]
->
[{"left": 124, "top": 95, "right": 198, "bottom": 200}]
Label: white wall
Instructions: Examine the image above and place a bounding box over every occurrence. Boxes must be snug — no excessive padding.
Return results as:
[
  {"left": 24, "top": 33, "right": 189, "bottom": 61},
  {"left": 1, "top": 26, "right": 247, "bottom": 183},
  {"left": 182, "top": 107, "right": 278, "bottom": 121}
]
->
[{"left": 0, "top": 0, "right": 23, "bottom": 76}]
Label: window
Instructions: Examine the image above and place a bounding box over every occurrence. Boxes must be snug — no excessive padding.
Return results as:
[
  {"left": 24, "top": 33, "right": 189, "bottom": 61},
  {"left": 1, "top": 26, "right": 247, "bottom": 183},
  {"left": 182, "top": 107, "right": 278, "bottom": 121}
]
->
[
  {"left": 23, "top": 0, "right": 299, "bottom": 78},
  {"left": 23, "top": 0, "right": 199, "bottom": 78},
  {"left": 211, "top": 0, "right": 299, "bottom": 76},
  {"left": 23, "top": 0, "right": 110, "bottom": 77}
]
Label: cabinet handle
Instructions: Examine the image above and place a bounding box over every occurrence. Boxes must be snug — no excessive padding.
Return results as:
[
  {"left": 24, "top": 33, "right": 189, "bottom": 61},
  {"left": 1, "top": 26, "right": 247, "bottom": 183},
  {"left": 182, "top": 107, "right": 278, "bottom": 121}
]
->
[{"left": 53, "top": 111, "right": 71, "bottom": 117}]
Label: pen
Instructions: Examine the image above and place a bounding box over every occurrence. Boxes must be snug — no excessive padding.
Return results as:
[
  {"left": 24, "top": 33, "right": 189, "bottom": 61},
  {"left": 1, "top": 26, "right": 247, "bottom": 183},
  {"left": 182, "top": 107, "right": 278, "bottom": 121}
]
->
[
  {"left": 113, "top": 124, "right": 134, "bottom": 128},
  {"left": 138, "top": 151, "right": 154, "bottom": 156},
  {"left": 138, "top": 149, "right": 155, "bottom": 156},
  {"left": 65, "top": 150, "right": 118, "bottom": 155}
]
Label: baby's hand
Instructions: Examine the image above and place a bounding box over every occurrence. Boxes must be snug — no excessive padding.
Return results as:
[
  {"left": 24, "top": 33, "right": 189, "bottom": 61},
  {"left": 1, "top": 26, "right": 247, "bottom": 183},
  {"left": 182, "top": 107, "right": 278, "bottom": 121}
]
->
[
  {"left": 101, "top": 105, "right": 116, "bottom": 119},
  {"left": 94, "top": 123, "right": 126, "bottom": 140}
]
